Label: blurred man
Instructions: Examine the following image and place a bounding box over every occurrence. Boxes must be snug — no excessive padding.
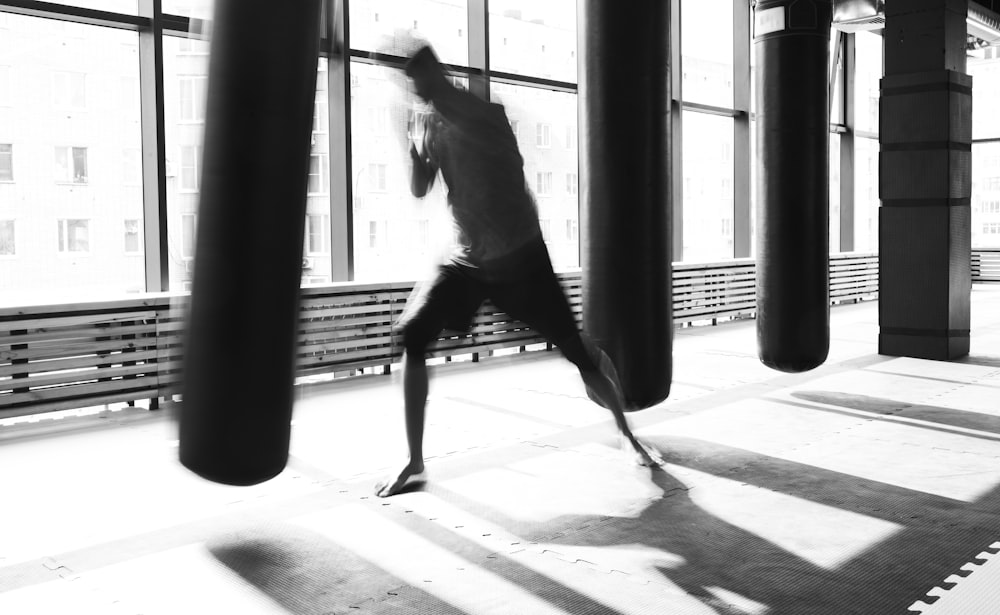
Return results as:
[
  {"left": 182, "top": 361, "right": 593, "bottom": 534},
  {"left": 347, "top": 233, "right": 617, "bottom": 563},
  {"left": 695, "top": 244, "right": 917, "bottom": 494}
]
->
[{"left": 376, "top": 45, "right": 660, "bottom": 498}]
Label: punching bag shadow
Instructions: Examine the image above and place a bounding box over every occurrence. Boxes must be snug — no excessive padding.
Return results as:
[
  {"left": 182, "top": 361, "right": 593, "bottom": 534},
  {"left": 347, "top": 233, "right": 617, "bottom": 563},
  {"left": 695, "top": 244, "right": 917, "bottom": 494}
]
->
[
  {"left": 755, "top": 0, "right": 832, "bottom": 373},
  {"left": 179, "top": 0, "right": 322, "bottom": 486}
]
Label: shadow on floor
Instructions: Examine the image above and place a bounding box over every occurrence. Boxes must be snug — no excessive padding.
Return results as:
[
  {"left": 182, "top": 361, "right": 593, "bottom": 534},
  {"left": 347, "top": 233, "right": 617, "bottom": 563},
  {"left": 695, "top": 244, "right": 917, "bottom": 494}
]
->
[
  {"left": 207, "top": 524, "right": 468, "bottom": 615},
  {"left": 207, "top": 517, "right": 635, "bottom": 615},
  {"left": 957, "top": 355, "right": 1000, "bottom": 369},
  {"left": 421, "top": 431, "right": 1000, "bottom": 615},
  {"left": 210, "top": 384, "right": 1000, "bottom": 614},
  {"left": 789, "top": 390, "right": 1000, "bottom": 438}
]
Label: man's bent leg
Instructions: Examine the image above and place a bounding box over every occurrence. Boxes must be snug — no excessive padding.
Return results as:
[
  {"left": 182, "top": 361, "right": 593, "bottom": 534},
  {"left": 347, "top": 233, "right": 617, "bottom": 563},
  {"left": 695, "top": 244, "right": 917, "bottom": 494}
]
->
[{"left": 560, "top": 334, "right": 663, "bottom": 467}]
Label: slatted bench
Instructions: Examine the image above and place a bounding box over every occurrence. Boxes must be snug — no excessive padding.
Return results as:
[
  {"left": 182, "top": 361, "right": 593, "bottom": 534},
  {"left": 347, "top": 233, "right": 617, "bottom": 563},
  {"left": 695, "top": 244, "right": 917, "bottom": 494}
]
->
[
  {"left": 2, "top": 253, "right": 884, "bottom": 420},
  {"left": 0, "top": 296, "right": 173, "bottom": 420},
  {"left": 972, "top": 249, "right": 1000, "bottom": 283}
]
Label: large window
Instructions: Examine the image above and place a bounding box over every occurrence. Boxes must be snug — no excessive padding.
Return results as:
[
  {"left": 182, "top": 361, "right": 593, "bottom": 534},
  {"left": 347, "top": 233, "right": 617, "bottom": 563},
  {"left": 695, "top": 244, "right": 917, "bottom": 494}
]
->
[
  {"left": 0, "top": 1, "right": 929, "bottom": 307},
  {"left": 493, "top": 82, "right": 579, "bottom": 269},
  {"left": 855, "top": 136, "right": 880, "bottom": 253},
  {"left": 163, "top": 35, "right": 210, "bottom": 290},
  {"left": 854, "top": 31, "right": 882, "bottom": 253},
  {"left": 489, "top": 0, "right": 577, "bottom": 83},
  {"left": 683, "top": 111, "right": 735, "bottom": 262},
  {"left": 349, "top": 0, "right": 469, "bottom": 66},
  {"left": 970, "top": 47, "right": 1000, "bottom": 248},
  {"left": 51, "top": 1, "right": 138, "bottom": 13},
  {"left": 682, "top": 0, "right": 734, "bottom": 108},
  {"left": 0, "top": 14, "right": 144, "bottom": 304},
  {"left": 350, "top": 62, "right": 454, "bottom": 281},
  {"left": 681, "top": 0, "right": 739, "bottom": 263},
  {"left": 830, "top": 133, "right": 842, "bottom": 252},
  {"left": 973, "top": 142, "right": 1000, "bottom": 248},
  {"left": 854, "top": 32, "right": 882, "bottom": 137}
]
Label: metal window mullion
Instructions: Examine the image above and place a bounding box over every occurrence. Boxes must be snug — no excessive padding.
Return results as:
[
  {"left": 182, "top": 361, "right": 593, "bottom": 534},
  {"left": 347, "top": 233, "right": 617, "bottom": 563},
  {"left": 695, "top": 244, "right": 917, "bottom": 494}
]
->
[
  {"left": 0, "top": 0, "right": 146, "bottom": 29},
  {"left": 840, "top": 32, "right": 856, "bottom": 253},
  {"left": 468, "top": 0, "right": 489, "bottom": 100},
  {"left": 830, "top": 29, "right": 843, "bottom": 117},
  {"left": 733, "top": 0, "right": 751, "bottom": 259},
  {"left": 672, "top": 0, "right": 683, "bottom": 262},
  {"left": 138, "top": 0, "right": 167, "bottom": 292},
  {"left": 327, "top": 0, "right": 353, "bottom": 281}
]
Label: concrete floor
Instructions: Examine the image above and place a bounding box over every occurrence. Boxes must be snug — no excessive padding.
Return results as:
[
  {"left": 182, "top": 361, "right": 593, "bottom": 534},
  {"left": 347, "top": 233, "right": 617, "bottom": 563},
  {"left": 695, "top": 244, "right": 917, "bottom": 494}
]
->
[{"left": 2, "top": 287, "right": 1000, "bottom": 614}]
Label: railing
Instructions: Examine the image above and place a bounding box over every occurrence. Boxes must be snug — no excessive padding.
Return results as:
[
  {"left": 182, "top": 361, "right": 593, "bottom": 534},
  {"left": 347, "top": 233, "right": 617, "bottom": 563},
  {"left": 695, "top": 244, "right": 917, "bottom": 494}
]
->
[{"left": 2, "top": 252, "right": 882, "bottom": 420}]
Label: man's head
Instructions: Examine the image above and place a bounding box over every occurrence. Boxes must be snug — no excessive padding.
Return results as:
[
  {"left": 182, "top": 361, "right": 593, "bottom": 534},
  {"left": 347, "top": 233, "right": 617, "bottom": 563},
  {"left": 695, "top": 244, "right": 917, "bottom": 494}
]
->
[{"left": 405, "top": 45, "right": 449, "bottom": 102}]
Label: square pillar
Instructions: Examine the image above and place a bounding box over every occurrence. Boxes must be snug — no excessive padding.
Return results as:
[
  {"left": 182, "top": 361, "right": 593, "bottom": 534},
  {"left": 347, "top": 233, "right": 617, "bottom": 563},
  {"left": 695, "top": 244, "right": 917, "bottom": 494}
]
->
[{"left": 878, "top": 0, "right": 972, "bottom": 360}]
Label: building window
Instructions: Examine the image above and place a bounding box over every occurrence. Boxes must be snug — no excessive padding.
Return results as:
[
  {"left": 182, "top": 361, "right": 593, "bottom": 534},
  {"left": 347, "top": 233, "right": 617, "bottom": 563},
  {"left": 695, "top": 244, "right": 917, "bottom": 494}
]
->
[
  {"left": 55, "top": 146, "right": 88, "bottom": 184},
  {"left": 565, "top": 172, "right": 577, "bottom": 195},
  {"left": 124, "top": 219, "right": 141, "bottom": 254},
  {"left": 0, "top": 65, "right": 10, "bottom": 106},
  {"left": 368, "top": 163, "right": 388, "bottom": 191},
  {"left": 564, "top": 125, "right": 576, "bottom": 149},
  {"left": 181, "top": 213, "right": 197, "bottom": 259},
  {"left": 983, "top": 200, "right": 1000, "bottom": 213},
  {"left": 536, "top": 123, "right": 551, "bottom": 148},
  {"left": 368, "top": 106, "right": 389, "bottom": 135},
  {"left": 0, "top": 220, "right": 14, "bottom": 256},
  {"left": 179, "top": 76, "right": 207, "bottom": 122},
  {"left": 313, "top": 98, "right": 328, "bottom": 133},
  {"left": 119, "top": 75, "right": 138, "bottom": 113},
  {"left": 566, "top": 219, "right": 578, "bottom": 242},
  {"left": 985, "top": 222, "right": 1000, "bottom": 234},
  {"left": 306, "top": 214, "right": 330, "bottom": 254},
  {"left": 308, "top": 154, "right": 329, "bottom": 194},
  {"left": 536, "top": 171, "right": 553, "bottom": 195},
  {"left": 540, "top": 219, "right": 551, "bottom": 241},
  {"left": 179, "top": 145, "right": 200, "bottom": 191},
  {"left": 123, "top": 148, "right": 141, "bottom": 185},
  {"left": 58, "top": 219, "right": 90, "bottom": 253},
  {"left": 0, "top": 144, "right": 12, "bottom": 181},
  {"left": 369, "top": 220, "right": 379, "bottom": 248},
  {"left": 52, "top": 70, "right": 86, "bottom": 108}
]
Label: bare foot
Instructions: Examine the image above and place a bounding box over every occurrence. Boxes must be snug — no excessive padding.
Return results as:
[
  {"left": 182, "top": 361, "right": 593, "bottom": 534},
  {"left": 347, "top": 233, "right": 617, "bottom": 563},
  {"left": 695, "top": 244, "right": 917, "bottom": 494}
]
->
[
  {"left": 621, "top": 435, "right": 664, "bottom": 467},
  {"left": 375, "top": 463, "right": 427, "bottom": 497}
]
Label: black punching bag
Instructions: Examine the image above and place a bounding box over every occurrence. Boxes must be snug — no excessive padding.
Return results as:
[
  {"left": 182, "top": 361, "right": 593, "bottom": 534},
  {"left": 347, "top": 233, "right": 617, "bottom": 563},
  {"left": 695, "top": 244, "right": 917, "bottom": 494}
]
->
[
  {"left": 579, "top": 0, "right": 673, "bottom": 409},
  {"left": 755, "top": 0, "right": 832, "bottom": 373},
  {"left": 179, "top": 0, "right": 321, "bottom": 485}
]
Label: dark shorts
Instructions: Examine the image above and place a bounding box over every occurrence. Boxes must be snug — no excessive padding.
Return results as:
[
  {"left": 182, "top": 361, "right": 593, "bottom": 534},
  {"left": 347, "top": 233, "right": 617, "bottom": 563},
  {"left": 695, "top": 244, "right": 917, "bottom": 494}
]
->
[{"left": 399, "top": 239, "right": 579, "bottom": 353}]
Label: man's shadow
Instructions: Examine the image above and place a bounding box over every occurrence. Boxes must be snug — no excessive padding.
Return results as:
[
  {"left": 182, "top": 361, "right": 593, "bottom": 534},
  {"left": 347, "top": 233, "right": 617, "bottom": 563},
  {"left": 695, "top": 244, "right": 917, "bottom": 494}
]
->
[{"left": 425, "top": 433, "right": 1000, "bottom": 615}]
